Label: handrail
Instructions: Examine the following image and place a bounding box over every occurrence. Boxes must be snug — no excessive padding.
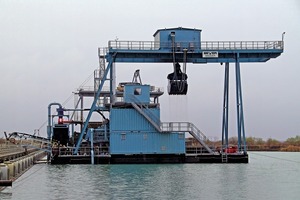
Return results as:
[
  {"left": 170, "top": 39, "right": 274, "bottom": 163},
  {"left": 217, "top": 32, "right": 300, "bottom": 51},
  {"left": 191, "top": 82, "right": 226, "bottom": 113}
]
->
[
  {"left": 160, "top": 122, "right": 206, "bottom": 139},
  {"left": 129, "top": 95, "right": 160, "bottom": 121},
  {"left": 77, "top": 86, "right": 110, "bottom": 92},
  {"left": 107, "top": 40, "right": 283, "bottom": 51},
  {"left": 54, "top": 146, "right": 110, "bottom": 156},
  {"left": 129, "top": 95, "right": 161, "bottom": 131},
  {"left": 160, "top": 122, "right": 214, "bottom": 153},
  {"left": 98, "top": 47, "right": 109, "bottom": 57},
  {"left": 127, "top": 95, "right": 214, "bottom": 153}
]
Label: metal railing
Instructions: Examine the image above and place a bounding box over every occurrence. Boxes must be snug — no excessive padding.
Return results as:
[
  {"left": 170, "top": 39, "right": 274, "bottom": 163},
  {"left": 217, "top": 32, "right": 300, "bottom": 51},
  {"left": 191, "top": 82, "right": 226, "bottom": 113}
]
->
[
  {"left": 161, "top": 122, "right": 207, "bottom": 140},
  {"left": 53, "top": 146, "right": 110, "bottom": 156},
  {"left": 77, "top": 86, "right": 110, "bottom": 92},
  {"left": 98, "top": 47, "right": 109, "bottom": 57},
  {"left": 78, "top": 86, "right": 163, "bottom": 94},
  {"left": 129, "top": 95, "right": 161, "bottom": 132},
  {"left": 107, "top": 40, "right": 283, "bottom": 51},
  {"left": 202, "top": 41, "right": 283, "bottom": 50},
  {"left": 160, "top": 122, "right": 214, "bottom": 153},
  {"left": 186, "top": 146, "right": 210, "bottom": 154}
]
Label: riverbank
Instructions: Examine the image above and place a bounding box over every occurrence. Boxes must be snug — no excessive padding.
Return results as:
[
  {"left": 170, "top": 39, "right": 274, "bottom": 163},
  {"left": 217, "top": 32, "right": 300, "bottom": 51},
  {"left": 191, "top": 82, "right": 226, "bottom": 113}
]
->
[{"left": 0, "top": 150, "right": 46, "bottom": 191}]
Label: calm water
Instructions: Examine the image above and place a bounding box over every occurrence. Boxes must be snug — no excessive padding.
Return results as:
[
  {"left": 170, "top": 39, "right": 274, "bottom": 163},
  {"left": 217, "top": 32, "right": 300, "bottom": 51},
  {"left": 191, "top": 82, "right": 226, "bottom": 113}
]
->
[{"left": 1, "top": 152, "right": 300, "bottom": 200}]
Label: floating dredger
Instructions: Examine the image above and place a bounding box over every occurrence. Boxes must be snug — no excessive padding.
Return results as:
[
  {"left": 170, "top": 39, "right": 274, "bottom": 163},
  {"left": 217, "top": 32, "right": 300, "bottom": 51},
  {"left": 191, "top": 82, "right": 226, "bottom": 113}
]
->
[{"left": 5, "top": 27, "right": 284, "bottom": 164}]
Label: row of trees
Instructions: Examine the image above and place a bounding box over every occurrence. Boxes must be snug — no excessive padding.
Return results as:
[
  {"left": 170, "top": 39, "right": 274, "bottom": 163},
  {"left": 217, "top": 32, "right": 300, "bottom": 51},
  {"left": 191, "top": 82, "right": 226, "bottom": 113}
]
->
[
  {"left": 186, "top": 135, "right": 300, "bottom": 151},
  {"left": 212, "top": 135, "right": 300, "bottom": 151}
]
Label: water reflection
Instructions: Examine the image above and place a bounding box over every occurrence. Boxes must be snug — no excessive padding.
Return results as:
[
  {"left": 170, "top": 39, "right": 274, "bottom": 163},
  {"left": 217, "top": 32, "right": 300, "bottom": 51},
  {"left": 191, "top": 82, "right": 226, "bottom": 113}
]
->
[{"left": 1, "top": 152, "right": 300, "bottom": 200}]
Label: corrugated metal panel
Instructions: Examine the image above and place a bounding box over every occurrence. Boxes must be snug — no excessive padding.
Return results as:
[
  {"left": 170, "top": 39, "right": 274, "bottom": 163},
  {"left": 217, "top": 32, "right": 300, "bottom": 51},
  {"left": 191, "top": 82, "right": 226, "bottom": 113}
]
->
[
  {"left": 110, "top": 132, "right": 185, "bottom": 154},
  {"left": 110, "top": 108, "right": 159, "bottom": 131}
]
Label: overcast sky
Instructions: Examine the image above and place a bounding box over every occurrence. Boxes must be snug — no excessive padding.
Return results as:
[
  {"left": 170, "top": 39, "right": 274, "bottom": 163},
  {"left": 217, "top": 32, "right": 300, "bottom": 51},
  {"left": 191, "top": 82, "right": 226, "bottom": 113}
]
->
[{"left": 0, "top": 0, "right": 299, "bottom": 141}]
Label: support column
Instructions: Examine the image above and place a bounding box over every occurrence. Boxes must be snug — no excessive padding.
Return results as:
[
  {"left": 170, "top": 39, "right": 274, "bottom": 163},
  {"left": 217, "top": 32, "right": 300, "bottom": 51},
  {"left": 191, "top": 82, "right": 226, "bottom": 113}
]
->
[
  {"left": 78, "top": 95, "right": 83, "bottom": 131},
  {"left": 235, "top": 53, "right": 247, "bottom": 152},
  {"left": 90, "top": 129, "right": 94, "bottom": 165},
  {"left": 110, "top": 62, "right": 116, "bottom": 105},
  {"left": 222, "top": 62, "right": 230, "bottom": 149},
  {"left": 74, "top": 58, "right": 114, "bottom": 155}
]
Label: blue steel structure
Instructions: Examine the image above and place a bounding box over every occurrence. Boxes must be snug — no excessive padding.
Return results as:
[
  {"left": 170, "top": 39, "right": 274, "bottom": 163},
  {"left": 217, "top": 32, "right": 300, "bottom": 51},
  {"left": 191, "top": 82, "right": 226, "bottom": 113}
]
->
[{"left": 48, "top": 27, "right": 283, "bottom": 164}]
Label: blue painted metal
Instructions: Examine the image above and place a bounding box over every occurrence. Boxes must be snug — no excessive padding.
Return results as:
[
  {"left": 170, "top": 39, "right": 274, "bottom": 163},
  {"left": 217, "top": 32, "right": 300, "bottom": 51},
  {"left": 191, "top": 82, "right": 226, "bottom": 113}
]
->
[
  {"left": 47, "top": 103, "right": 62, "bottom": 161},
  {"left": 153, "top": 27, "right": 201, "bottom": 50},
  {"left": 106, "top": 39, "right": 283, "bottom": 63},
  {"left": 47, "top": 103, "right": 62, "bottom": 141},
  {"left": 235, "top": 53, "right": 247, "bottom": 152},
  {"left": 222, "top": 62, "right": 229, "bottom": 149},
  {"left": 110, "top": 132, "right": 185, "bottom": 154},
  {"left": 124, "top": 84, "right": 150, "bottom": 104},
  {"left": 221, "top": 56, "right": 247, "bottom": 153},
  {"left": 74, "top": 55, "right": 115, "bottom": 154},
  {"left": 84, "top": 128, "right": 94, "bottom": 164},
  {"left": 110, "top": 108, "right": 159, "bottom": 132},
  {"left": 71, "top": 27, "right": 283, "bottom": 157},
  {"left": 90, "top": 129, "right": 94, "bottom": 164}
]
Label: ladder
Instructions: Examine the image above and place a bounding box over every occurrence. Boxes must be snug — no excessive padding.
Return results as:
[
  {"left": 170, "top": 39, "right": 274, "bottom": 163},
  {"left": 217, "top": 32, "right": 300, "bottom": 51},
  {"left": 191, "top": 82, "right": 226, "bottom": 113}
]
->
[
  {"left": 221, "top": 153, "right": 228, "bottom": 163},
  {"left": 221, "top": 145, "right": 228, "bottom": 163}
]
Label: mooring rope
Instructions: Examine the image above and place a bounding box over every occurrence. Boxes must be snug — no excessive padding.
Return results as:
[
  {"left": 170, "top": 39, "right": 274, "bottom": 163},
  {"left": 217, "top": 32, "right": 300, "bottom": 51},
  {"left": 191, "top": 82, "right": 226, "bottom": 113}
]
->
[{"left": 251, "top": 152, "right": 300, "bottom": 164}]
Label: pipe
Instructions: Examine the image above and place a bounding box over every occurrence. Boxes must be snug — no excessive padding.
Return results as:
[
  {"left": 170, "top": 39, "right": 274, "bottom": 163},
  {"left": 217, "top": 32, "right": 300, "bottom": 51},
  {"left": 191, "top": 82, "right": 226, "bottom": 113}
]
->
[
  {"left": 47, "top": 102, "right": 63, "bottom": 139},
  {"left": 47, "top": 102, "right": 62, "bottom": 161},
  {"left": 91, "top": 128, "right": 94, "bottom": 165}
]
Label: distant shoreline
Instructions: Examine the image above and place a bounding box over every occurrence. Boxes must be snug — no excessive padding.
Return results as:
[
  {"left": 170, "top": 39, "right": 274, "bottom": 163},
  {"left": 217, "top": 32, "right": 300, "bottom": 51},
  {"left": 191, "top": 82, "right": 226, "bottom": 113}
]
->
[{"left": 247, "top": 145, "right": 300, "bottom": 152}]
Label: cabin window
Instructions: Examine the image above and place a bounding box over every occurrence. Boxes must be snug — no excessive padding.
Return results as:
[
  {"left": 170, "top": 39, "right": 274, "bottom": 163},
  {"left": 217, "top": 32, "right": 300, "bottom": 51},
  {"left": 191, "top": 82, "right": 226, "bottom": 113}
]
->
[{"left": 134, "top": 87, "right": 142, "bottom": 95}]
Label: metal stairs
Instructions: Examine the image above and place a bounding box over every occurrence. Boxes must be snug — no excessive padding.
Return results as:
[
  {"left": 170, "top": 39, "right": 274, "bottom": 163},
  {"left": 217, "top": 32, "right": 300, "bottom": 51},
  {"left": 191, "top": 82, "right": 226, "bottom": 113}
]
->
[
  {"left": 130, "top": 101, "right": 161, "bottom": 132},
  {"left": 160, "top": 122, "right": 214, "bottom": 154},
  {"left": 129, "top": 95, "right": 214, "bottom": 154}
]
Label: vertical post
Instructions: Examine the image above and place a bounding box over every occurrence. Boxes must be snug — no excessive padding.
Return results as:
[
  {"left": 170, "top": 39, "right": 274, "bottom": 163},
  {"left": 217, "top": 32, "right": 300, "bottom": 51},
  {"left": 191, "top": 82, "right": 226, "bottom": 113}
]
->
[
  {"left": 80, "top": 95, "right": 83, "bottom": 131},
  {"left": 235, "top": 53, "right": 246, "bottom": 152},
  {"left": 110, "top": 62, "right": 116, "bottom": 105},
  {"left": 90, "top": 128, "right": 94, "bottom": 165},
  {"left": 222, "top": 62, "right": 230, "bottom": 149},
  {"left": 235, "top": 55, "right": 241, "bottom": 150},
  {"left": 104, "top": 123, "right": 108, "bottom": 141}
]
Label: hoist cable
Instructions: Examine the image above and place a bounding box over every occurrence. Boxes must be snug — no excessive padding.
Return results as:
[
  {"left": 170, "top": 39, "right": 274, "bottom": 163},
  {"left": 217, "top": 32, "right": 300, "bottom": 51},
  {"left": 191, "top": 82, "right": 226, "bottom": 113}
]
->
[{"left": 179, "top": 49, "right": 188, "bottom": 93}]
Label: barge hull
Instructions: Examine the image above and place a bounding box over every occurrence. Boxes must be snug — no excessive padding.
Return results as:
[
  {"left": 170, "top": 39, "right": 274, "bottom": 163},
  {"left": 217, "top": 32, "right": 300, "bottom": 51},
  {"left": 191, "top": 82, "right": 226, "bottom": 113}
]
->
[{"left": 51, "top": 154, "right": 248, "bottom": 164}]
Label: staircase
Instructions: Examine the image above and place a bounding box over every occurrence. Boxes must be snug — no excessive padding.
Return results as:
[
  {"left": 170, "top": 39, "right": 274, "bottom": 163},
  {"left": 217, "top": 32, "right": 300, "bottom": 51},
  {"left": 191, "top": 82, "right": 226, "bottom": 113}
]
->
[
  {"left": 129, "top": 95, "right": 214, "bottom": 154},
  {"left": 160, "top": 122, "right": 214, "bottom": 154},
  {"left": 130, "top": 101, "right": 161, "bottom": 132}
]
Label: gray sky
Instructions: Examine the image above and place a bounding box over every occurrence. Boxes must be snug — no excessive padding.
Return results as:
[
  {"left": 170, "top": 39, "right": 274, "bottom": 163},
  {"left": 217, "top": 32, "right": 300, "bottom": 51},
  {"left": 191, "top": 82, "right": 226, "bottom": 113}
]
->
[{"left": 0, "top": 0, "right": 299, "bottom": 141}]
